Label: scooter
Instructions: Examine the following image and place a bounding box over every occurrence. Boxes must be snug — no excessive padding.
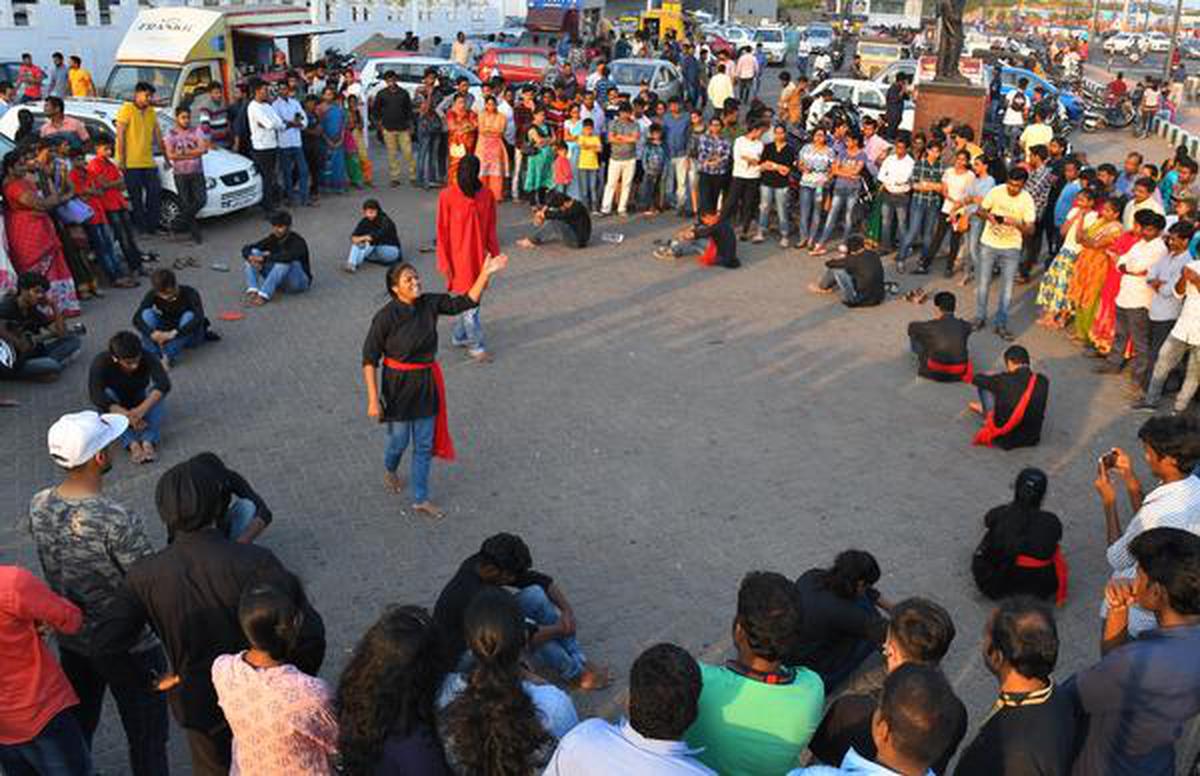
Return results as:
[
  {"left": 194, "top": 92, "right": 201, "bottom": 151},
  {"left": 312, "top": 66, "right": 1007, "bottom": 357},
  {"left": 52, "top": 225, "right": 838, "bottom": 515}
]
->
[{"left": 1081, "top": 95, "right": 1136, "bottom": 132}]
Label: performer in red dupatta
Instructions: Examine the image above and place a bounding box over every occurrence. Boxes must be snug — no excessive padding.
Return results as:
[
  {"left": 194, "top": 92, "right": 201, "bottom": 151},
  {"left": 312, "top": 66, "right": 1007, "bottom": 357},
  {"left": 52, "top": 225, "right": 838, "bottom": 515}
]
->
[
  {"left": 444, "top": 94, "right": 478, "bottom": 188},
  {"left": 437, "top": 155, "right": 499, "bottom": 363},
  {"left": 2, "top": 151, "right": 80, "bottom": 316}
]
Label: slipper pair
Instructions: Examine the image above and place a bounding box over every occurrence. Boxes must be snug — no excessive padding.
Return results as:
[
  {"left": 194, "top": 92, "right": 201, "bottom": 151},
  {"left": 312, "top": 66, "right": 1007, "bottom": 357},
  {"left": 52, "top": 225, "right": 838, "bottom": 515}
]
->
[
  {"left": 903, "top": 287, "right": 928, "bottom": 304},
  {"left": 172, "top": 256, "right": 200, "bottom": 270}
]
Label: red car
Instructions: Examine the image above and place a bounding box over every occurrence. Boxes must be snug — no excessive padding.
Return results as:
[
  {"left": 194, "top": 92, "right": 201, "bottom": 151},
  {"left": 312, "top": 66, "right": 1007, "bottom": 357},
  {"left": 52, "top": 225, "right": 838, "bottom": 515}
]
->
[
  {"left": 706, "top": 35, "right": 735, "bottom": 60},
  {"left": 477, "top": 46, "right": 585, "bottom": 89}
]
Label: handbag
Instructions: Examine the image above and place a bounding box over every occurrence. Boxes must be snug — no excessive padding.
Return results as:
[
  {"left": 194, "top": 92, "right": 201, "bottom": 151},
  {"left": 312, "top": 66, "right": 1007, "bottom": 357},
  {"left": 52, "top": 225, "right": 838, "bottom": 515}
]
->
[{"left": 55, "top": 197, "right": 94, "bottom": 225}]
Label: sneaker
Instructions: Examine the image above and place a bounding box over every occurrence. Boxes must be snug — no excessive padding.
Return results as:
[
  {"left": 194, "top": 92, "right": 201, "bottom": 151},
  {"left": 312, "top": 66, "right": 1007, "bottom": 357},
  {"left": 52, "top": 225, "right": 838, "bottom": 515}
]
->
[
  {"left": 204, "top": 329, "right": 222, "bottom": 342},
  {"left": 779, "top": 237, "right": 790, "bottom": 248},
  {"left": 751, "top": 230, "right": 765, "bottom": 244},
  {"left": 653, "top": 247, "right": 675, "bottom": 261}
]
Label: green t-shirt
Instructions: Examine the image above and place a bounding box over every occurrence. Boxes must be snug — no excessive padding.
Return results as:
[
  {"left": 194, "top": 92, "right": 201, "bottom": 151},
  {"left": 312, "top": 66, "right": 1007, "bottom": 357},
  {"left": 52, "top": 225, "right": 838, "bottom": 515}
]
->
[{"left": 685, "top": 662, "right": 825, "bottom": 776}]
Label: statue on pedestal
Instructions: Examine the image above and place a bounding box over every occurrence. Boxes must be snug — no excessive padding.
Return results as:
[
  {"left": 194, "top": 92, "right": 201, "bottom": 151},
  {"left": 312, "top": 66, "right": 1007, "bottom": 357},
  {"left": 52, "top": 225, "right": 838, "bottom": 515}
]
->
[{"left": 936, "top": 0, "right": 968, "bottom": 82}]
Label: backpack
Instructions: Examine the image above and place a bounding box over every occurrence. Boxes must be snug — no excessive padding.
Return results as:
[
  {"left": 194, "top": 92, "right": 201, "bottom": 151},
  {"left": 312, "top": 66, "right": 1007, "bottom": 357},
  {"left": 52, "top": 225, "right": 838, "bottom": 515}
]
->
[{"left": 1009, "top": 90, "right": 1026, "bottom": 112}]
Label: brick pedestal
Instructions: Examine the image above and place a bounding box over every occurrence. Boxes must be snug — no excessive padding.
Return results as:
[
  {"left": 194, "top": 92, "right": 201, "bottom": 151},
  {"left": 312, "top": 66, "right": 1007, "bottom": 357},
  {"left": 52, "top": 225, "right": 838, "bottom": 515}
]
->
[{"left": 912, "top": 81, "right": 988, "bottom": 141}]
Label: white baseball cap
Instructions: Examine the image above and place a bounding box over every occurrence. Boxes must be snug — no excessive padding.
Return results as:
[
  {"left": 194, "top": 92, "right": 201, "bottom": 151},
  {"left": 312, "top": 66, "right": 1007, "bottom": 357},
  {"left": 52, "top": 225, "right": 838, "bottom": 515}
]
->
[{"left": 47, "top": 411, "right": 130, "bottom": 468}]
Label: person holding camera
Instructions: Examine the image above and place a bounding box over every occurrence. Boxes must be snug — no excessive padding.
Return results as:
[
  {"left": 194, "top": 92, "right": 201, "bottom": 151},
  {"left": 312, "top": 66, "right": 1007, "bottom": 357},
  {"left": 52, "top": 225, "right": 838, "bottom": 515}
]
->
[{"left": 1093, "top": 413, "right": 1200, "bottom": 637}]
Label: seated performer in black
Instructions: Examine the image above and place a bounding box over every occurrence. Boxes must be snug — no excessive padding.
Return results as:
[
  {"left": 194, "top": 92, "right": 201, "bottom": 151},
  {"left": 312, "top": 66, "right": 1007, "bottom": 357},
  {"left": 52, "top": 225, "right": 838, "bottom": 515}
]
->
[
  {"left": 808, "top": 235, "right": 885, "bottom": 307},
  {"left": 972, "top": 467, "right": 1067, "bottom": 605},
  {"left": 654, "top": 209, "right": 741, "bottom": 269},
  {"left": 908, "top": 291, "right": 973, "bottom": 382},
  {"left": 969, "top": 345, "right": 1050, "bottom": 450}
]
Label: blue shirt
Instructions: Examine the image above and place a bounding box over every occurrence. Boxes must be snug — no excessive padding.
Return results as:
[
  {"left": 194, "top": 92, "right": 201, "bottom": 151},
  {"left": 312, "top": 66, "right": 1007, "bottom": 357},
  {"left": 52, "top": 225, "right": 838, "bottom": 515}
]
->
[
  {"left": 681, "top": 55, "right": 700, "bottom": 86},
  {"left": 1116, "top": 172, "right": 1136, "bottom": 198},
  {"left": 1054, "top": 180, "right": 1082, "bottom": 227},
  {"left": 662, "top": 112, "right": 691, "bottom": 158}
]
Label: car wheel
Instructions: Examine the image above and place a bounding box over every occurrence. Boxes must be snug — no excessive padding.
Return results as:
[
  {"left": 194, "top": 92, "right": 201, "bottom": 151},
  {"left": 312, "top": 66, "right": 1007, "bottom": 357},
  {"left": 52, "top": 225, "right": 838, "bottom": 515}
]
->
[{"left": 160, "top": 191, "right": 184, "bottom": 233}]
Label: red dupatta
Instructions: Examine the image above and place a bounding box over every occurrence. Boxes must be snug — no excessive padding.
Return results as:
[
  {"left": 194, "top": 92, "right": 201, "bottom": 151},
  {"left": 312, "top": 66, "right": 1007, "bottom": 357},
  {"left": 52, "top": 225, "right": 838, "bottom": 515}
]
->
[
  {"left": 382, "top": 358, "right": 456, "bottom": 461},
  {"left": 973, "top": 373, "right": 1038, "bottom": 447},
  {"left": 1015, "top": 547, "right": 1070, "bottom": 606}
]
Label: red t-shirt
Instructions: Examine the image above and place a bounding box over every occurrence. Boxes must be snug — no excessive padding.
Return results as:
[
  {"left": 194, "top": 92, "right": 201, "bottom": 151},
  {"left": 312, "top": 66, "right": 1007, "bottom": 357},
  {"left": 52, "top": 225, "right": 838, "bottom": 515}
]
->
[
  {"left": 87, "top": 156, "right": 128, "bottom": 212},
  {"left": 68, "top": 167, "right": 107, "bottom": 225}
]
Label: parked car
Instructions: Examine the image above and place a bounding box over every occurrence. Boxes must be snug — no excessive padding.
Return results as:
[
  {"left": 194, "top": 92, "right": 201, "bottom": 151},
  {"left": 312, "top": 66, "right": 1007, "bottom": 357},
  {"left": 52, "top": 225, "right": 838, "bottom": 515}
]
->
[
  {"left": 856, "top": 38, "right": 911, "bottom": 78},
  {"left": 872, "top": 58, "right": 916, "bottom": 86},
  {"left": 1103, "top": 32, "right": 1142, "bottom": 55},
  {"left": 798, "top": 23, "right": 835, "bottom": 56},
  {"left": 607, "top": 58, "right": 683, "bottom": 102},
  {"left": 1143, "top": 31, "right": 1171, "bottom": 53},
  {"left": 806, "top": 77, "right": 913, "bottom": 132},
  {"left": 705, "top": 34, "right": 736, "bottom": 60},
  {"left": 722, "top": 25, "right": 755, "bottom": 50},
  {"left": 1180, "top": 39, "right": 1200, "bottom": 60},
  {"left": 754, "top": 26, "right": 788, "bottom": 65},
  {"left": 0, "top": 99, "right": 261, "bottom": 230},
  {"left": 985, "top": 64, "right": 1083, "bottom": 122},
  {"left": 360, "top": 56, "right": 483, "bottom": 104},
  {"left": 478, "top": 46, "right": 551, "bottom": 85}
]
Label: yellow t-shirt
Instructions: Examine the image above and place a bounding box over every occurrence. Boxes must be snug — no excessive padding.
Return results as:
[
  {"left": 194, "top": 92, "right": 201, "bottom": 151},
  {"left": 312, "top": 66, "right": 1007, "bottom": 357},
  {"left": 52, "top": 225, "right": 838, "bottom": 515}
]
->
[
  {"left": 981, "top": 185, "right": 1036, "bottom": 251},
  {"left": 1020, "top": 123, "right": 1053, "bottom": 155},
  {"left": 577, "top": 134, "right": 602, "bottom": 171},
  {"left": 116, "top": 102, "right": 158, "bottom": 169},
  {"left": 67, "top": 68, "right": 93, "bottom": 97}
]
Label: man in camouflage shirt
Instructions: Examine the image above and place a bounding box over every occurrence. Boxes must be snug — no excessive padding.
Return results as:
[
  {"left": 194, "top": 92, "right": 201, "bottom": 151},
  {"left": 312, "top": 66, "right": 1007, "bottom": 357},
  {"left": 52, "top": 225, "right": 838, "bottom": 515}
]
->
[{"left": 28, "top": 410, "right": 169, "bottom": 776}]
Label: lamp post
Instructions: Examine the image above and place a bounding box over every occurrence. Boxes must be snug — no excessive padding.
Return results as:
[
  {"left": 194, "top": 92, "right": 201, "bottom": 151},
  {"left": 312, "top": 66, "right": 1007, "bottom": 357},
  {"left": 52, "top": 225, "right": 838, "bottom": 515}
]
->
[{"left": 1164, "top": 0, "right": 1184, "bottom": 82}]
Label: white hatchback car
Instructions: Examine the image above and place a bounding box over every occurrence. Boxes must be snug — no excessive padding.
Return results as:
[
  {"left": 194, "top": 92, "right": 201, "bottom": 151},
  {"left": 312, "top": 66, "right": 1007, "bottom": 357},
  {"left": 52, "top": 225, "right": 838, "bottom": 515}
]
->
[
  {"left": 0, "top": 99, "right": 261, "bottom": 229},
  {"left": 754, "top": 26, "right": 788, "bottom": 65},
  {"left": 360, "top": 56, "right": 484, "bottom": 105},
  {"left": 806, "top": 78, "right": 914, "bottom": 133}
]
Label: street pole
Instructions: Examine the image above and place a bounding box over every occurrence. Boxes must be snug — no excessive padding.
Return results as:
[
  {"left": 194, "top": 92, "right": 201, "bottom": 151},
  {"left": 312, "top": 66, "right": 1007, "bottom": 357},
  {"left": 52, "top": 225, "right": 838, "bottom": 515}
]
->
[
  {"left": 1091, "top": 0, "right": 1100, "bottom": 34},
  {"left": 1164, "top": 0, "right": 1183, "bottom": 82}
]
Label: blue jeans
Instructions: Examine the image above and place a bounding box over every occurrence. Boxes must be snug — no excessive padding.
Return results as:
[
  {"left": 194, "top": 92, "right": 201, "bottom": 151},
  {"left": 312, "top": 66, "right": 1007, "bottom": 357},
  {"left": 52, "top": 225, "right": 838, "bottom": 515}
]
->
[
  {"left": 818, "top": 188, "right": 857, "bottom": 245},
  {"left": 577, "top": 168, "right": 600, "bottom": 212},
  {"left": 975, "top": 244, "right": 1022, "bottom": 327},
  {"left": 820, "top": 267, "right": 860, "bottom": 305},
  {"left": 451, "top": 307, "right": 485, "bottom": 355},
  {"left": 85, "top": 223, "right": 123, "bottom": 279},
  {"left": 385, "top": 415, "right": 435, "bottom": 503},
  {"left": 224, "top": 497, "right": 258, "bottom": 540},
  {"left": 759, "top": 185, "right": 789, "bottom": 237},
  {"left": 278, "top": 146, "right": 309, "bottom": 204},
  {"left": 515, "top": 585, "right": 587, "bottom": 681},
  {"left": 638, "top": 170, "right": 662, "bottom": 210},
  {"left": 243, "top": 256, "right": 311, "bottom": 299},
  {"left": 898, "top": 199, "right": 938, "bottom": 263},
  {"left": 17, "top": 335, "right": 81, "bottom": 378},
  {"left": 139, "top": 309, "right": 203, "bottom": 362},
  {"left": 797, "top": 186, "right": 822, "bottom": 242},
  {"left": 979, "top": 387, "right": 996, "bottom": 413},
  {"left": 415, "top": 130, "right": 437, "bottom": 187},
  {"left": 347, "top": 242, "right": 402, "bottom": 269},
  {"left": 1005, "top": 125, "right": 1023, "bottom": 157},
  {"left": 880, "top": 192, "right": 910, "bottom": 252},
  {"left": 105, "top": 388, "right": 165, "bottom": 446},
  {"left": 964, "top": 217, "right": 985, "bottom": 279},
  {"left": 123, "top": 167, "right": 161, "bottom": 232},
  {"left": 0, "top": 709, "right": 93, "bottom": 776}
]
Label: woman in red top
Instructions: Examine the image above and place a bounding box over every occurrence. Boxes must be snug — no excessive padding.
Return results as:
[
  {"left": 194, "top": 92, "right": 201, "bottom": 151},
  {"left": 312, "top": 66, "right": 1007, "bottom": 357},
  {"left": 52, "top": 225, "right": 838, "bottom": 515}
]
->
[
  {"left": 1, "top": 150, "right": 80, "bottom": 316},
  {"left": 444, "top": 95, "right": 478, "bottom": 189},
  {"left": 68, "top": 150, "right": 138, "bottom": 288},
  {"left": 0, "top": 564, "right": 90, "bottom": 773},
  {"left": 437, "top": 155, "right": 499, "bottom": 362}
]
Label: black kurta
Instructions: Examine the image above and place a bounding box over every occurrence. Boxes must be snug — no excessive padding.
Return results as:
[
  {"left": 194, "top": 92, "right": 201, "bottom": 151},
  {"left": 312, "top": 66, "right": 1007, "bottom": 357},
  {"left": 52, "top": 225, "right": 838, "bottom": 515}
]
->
[
  {"left": 362, "top": 294, "right": 478, "bottom": 421},
  {"left": 909, "top": 316, "right": 973, "bottom": 380}
]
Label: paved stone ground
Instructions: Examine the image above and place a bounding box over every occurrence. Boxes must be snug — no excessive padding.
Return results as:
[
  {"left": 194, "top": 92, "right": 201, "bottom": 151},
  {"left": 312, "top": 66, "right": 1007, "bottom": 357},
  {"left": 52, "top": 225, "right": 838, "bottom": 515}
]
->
[{"left": 0, "top": 96, "right": 1184, "bottom": 772}]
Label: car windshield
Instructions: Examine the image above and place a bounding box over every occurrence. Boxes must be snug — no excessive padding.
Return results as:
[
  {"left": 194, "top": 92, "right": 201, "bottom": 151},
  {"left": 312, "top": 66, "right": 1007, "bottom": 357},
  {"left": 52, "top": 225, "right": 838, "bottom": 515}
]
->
[
  {"left": 755, "top": 29, "right": 783, "bottom": 42},
  {"left": 610, "top": 62, "right": 656, "bottom": 86},
  {"left": 103, "top": 65, "right": 179, "bottom": 106},
  {"left": 439, "top": 64, "right": 481, "bottom": 86}
]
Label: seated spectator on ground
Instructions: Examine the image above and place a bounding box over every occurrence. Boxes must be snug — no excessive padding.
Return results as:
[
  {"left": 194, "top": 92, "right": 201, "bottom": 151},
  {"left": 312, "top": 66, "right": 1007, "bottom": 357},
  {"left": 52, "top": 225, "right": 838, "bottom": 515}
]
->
[
  {"left": 968, "top": 346, "right": 1049, "bottom": 450},
  {"left": 653, "top": 208, "right": 741, "bottom": 268},
  {"left": 345, "top": 198, "right": 403, "bottom": 273},
  {"left": 437, "top": 589, "right": 578, "bottom": 774},
  {"left": 432, "top": 532, "right": 609, "bottom": 690},
  {"left": 88, "top": 331, "right": 170, "bottom": 464},
  {"left": 790, "top": 664, "right": 962, "bottom": 776},
  {"left": 546, "top": 642, "right": 715, "bottom": 775},
  {"left": 242, "top": 211, "right": 312, "bottom": 306},
  {"left": 973, "top": 468, "right": 1067, "bottom": 604},
  {"left": 685, "top": 571, "right": 824, "bottom": 776},
  {"left": 809, "top": 598, "right": 967, "bottom": 775},
  {"left": 212, "top": 583, "right": 338, "bottom": 776},
  {"left": 788, "top": 550, "right": 891, "bottom": 692},
  {"left": 907, "top": 292, "right": 973, "bottom": 382},
  {"left": 93, "top": 457, "right": 326, "bottom": 775},
  {"left": 1064, "top": 527, "right": 1200, "bottom": 776},
  {"left": 516, "top": 190, "right": 592, "bottom": 249},
  {"left": 133, "top": 268, "right": 213, "bottom": 368},
  {"left": 0, "top": 271, "right": 80, "bottom": 381},
  {"left": 808, "top": 235, "right": 885, "bottom": 308},
  {"left": 335, "top": 605, "right": 451, "bottom": 774},
  {"left": 181, "top": 452, "right": 272, "bottom": 544},
  {"left": 953, "top": 597, "right": 1076, "bottom": 776},
  {"left": 1093, "top": 413, "right": 1200, "bottom": 637}
]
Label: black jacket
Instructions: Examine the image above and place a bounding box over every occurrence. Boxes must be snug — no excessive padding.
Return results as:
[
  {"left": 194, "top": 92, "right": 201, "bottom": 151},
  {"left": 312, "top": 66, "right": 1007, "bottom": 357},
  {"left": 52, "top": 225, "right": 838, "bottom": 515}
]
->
[
  {"left": 132, "top": 286, "right": 206, "bottom": 338},
  {"left": 373, "top": 86, "right": 414, "bottom": 132},
  {"left": 243, "top": 231, "right": 313, "bottom": 282},
  {"left": 972, "top": 367, "right": 1050, "bottom": 450},
  {"left": 826, "top": 250, "right": 884, "bottom": 307},
  {"left": 908, "top": 316, "right": 973, "bottom": 380}
]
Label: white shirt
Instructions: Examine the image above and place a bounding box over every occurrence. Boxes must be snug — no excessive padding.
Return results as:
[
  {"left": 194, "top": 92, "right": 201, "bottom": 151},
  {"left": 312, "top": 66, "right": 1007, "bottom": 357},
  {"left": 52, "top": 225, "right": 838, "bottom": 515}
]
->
[
  {"left": 1104, "top": 474, "right": 1200, "bottom": 635},
  {"left": 247, "top": 99, "right": 284, "bottom": 150},
  {"left": 790, "top": 747, "right": 934, "bottom": 776},
  {"left": 941, "top": 168, "right": 975, "bottom": 214},
  {"left": 732, "top": 135, "right": 763, "bottom": 179},
  {"left": 1003, "top": 90, "right": 1027, "bottom": 126},
  {"left": 877, "top": 153, "right": 914, "bottom": 194},
  {"left": 1115, "top": 237, "right": 1169, "bottom": 309},
  {"left": 1149, "top": 250, "right": 1191, "bottom": 322},
  {"left": 271, "top": 97, "right": 306, "bottom": 149},
  {"left": 1170, "top": 259, "right": 1200, "bottom": 345},
  {"left": 545, "top": 718, "right": 716, "bottom": 776}
]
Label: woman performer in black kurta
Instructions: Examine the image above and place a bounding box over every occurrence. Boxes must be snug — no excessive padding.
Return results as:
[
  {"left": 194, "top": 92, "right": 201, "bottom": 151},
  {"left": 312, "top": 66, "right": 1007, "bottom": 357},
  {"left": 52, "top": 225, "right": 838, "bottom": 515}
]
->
[{"left": 362, "top": 256, "right": 507, "bottom": 517}]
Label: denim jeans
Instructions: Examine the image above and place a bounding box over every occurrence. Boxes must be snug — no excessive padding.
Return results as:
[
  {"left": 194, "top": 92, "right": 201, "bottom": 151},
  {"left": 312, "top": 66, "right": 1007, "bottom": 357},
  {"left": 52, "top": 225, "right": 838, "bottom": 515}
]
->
[
  {"left": 415, "top": 130, "right": 437, "bottom": 187},
  {"left": 0, "top": 709, "right": 93, "bottom": 776},
  {"left": 1139, "top": 109, "right": 1155, "bottom": 136},
  {"left": 577, "top": 168, "right": 600, "bottom": 212},
  {"left": 451, "top": 307, "right": 485, "bottom": 355},
  {"left": 17, "top": 335, "right": 81, "bottom": 378},
  {"left": 124, "top": 167, "right": 161, "bottom": 232},
  {"left": 819, "top": 268, "right": 860, "bottom": 305},
  {"left": 515, "top": 585, "right": 587, "bottom": 681},
  {"left": 664, "top": 156, "right": 690, "bottom": 211},
  {"left": 347, "top": 242, "right": 402, "bottom": 269},
  {"left": 224, "top": 497, "right": 258, "bottom": 541},
  {"left": 879, "top": 192, "right": 910, "bottom": 252},
  {"left": 139, "top": 309, "right": 204, "bottom": 362},
  {"left": 638, "top": 170, "right": 662, "bottom": 210},
  {"left": 278, "top": 146, "right": 309, "bottom": 204},
  {"left": 1005, "top": 125, "right": 1023, "bottom": 157},
  {"left": 105, "top": 388, "right": 165, "bottom": 446},
  {"left": 1107, "top": 306, "right": 1151, "bottom": 384},
  {"left": 975, "top": 244, "right": 1022, "bottom": 327},
  {"left": 898, "top": 198, "right": 938, "bottom": 263},
  {"left": 818, "top": 189, "right": 857, "bottom": 245},
  {"left": 964, "top": 217, "right": 985, "bottom": 279},
  {"left": 107, "top": 209, "right": 144, "bottom": 273},
  {"left": 759, "top": 184, "right": 789, "bottom": 237},
  {"left": 797, "top": 185, "right": 822, "bottom": 242},
  {"left": 173, "top": 170, "right": 206, "bottom": 241},
  {"left": 385, "top": 415, "right": 435, "bottom": 503},
  {"left": 59, "top": 645, "right": 169, "bottom": 776},
  {"left": 84, "top": 223, "right": 123, "bottom": 279},
  {"left": 1145, "top": 335, "right": 1200, "bottom": 411},
  {"left": 243, "top": 257, "right": 310, "bottom": 299}
]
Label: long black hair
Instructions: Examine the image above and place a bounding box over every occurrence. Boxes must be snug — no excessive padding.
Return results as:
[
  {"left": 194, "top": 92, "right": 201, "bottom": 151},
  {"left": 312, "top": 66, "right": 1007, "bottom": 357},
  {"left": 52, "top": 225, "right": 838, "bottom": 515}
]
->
[
  {"left": 441, "top": 589, "right": 551, "bottom": 776},
  {"left": 456, "top": 153, "right": 482, "bottom": 198},
  {"left": 818, "top": 549, "right": 881, "bottom": 600},
  {"left": 335, "top": 605, "right": 448, "bottom": 775},
  {"left": 1013, "top": 467, "right": 1048, "bottom": 511},
  {"left": 238, "top": 582, "right": 300, "bottom": 661}
]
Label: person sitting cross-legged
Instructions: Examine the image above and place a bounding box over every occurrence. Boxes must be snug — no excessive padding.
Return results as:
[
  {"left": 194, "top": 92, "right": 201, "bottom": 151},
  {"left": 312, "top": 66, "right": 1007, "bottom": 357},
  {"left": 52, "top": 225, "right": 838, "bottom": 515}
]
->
[
  {"left": 972, "top": 468, "right": 1067, "bottom": 604},
  {"left": 654, "top": 208, "right": 740, "bottom": 269},
  {"left": 242, "top": 210, "right": 313, "bottom": 306},
  {"left": 908, "top": 291, "right": 973, "bottom": 383},
  {"left": 808, "top": 235, "right": 885, "bottom": 308},
  {"left": 178, "top": 452, "right": 273, "bottom": 544},
  {"left": 517, "top": 190, "right": 592, "bottom": 249},
  {"left": 968, "top": 345, "right": 1049, "bottom": 450},
  {"left": 545, "top": 642, "right": 716, "bottom": 775},
  {"left": 87, "top": 330, "right": 170, "bottom": 464},
  {"left": 0, "top": 271, "right": 81, "bottom": 381},
  {"left": 132, "top": 268, "right": 214, "bottom": 368},
  {"left": 345, "top": 198, "right": 403, "bottom": 273}
]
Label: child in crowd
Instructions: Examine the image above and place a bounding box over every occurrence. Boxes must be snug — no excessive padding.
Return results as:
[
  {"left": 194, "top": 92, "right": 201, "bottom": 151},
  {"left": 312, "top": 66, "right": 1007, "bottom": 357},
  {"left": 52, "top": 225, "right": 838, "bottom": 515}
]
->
[
  {"left": 576, "top": 119, "right": 602, "bottom": 214},
  {"left": 86, "top": 136, "right": 151, "bottom": 276},
  {"left": 68, "top": 148, "right": 138, "bottom": 288},
  {"left": 552, "top": 141, "right": 572, "bottom": 196},
  {"left": 639, "top": 124, "right": 668, "bottom": 216}
]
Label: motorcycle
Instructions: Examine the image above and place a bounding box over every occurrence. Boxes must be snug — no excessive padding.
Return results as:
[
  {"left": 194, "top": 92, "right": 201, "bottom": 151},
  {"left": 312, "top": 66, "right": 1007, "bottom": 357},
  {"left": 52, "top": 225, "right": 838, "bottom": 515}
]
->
[
  {"left": 1081, "top": 95, "right": 1136, "bottom": 132},
  {"left": 323, "top": 47, "right": 357, "bottom": 72}
]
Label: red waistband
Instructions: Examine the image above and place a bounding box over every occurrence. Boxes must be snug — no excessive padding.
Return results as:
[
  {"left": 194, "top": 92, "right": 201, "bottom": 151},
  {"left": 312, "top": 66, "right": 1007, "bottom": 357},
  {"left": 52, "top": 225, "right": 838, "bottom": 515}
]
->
[
  {"left": 927, "top": 358, "right": 974, "bottom": 383},
  {"left": 1015, "top": 554, "right": 1052, "bottom": 568},
  {"left": 383, "top": 358, "right": 433, "bottom": 372}
]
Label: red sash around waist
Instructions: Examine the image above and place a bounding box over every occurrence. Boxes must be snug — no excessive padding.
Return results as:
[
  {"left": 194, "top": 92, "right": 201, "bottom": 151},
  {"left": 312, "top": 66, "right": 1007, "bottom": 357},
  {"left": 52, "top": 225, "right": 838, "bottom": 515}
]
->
[
  {"left": 382, "top": 358, "right": 456, "bottom": 461},
  {"left": 926, "top": 358, "right": 974, "bottom": 383},
  {"left": 973, "top": 373, "right": 1039, "bottom": 448},
  {"left": 1015, "top": 546, "right": 1069, "bottom": 606}
]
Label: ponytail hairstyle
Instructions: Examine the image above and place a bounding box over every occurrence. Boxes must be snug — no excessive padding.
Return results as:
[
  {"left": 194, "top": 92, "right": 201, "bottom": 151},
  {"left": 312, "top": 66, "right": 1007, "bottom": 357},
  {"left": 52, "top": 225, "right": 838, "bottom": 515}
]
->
[
  {"left": 1013, "top": 467, "right": 1048, "bottom": 512},
  {"left": 442, "top": 588, "right": 551, "bottom": 776},
  {"left": 238, "top": 582, "right": 301, "bottom": 662}
]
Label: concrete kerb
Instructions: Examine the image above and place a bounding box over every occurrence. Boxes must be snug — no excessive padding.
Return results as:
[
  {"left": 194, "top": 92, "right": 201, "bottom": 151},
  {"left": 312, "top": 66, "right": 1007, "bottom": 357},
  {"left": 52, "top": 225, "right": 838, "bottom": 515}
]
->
[{"left": 1152, "top": 116, "right": 1200, "bottom": 158}]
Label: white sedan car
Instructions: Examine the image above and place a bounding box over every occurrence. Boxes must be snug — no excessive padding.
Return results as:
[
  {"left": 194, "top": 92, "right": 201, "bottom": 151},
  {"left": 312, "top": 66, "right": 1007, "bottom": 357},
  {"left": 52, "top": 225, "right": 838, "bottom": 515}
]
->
[
  {"left": 360, "top": 56, "right": 484, "bottom": 105},
  {"left": 806, "top": 78, "right": 913, "bottom": 133},
  {"left": 0, "top": 99, "right": 261, "bottom": 229}
]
